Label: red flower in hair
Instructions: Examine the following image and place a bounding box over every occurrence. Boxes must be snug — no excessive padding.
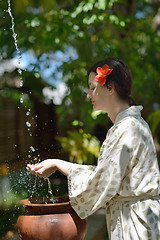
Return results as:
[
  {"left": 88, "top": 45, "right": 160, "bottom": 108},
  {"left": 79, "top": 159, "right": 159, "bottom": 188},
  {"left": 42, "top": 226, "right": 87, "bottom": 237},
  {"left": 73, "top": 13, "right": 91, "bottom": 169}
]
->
[{"left": 95, "top": 64, "right": 113, "bottom": 86}]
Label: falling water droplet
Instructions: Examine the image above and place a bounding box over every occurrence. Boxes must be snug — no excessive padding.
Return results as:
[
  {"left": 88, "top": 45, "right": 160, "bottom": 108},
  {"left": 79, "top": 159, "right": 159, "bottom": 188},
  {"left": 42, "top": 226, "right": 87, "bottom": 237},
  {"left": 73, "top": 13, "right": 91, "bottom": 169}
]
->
[
  {"left": 17, "top": 68, "right": 22, "bottom": 75},
  {"left": 26, "top": 121, "right": 31, "bottom": 127},
  {"left": 6, "top": 0, "right": 21, "bottom": 59},
  {"left": 26, "top": 109, "right": 31, "bottom": 116},
  {"left": 30, "top": 146, "right": 35, "bottom": 152},
  {"left": 20, "top": 80, "right": 23, "bottom": 87},
  {"left": 20, "top": 97, "right": 23, "bottom": 103},
  {"left": 44, "top": 178, "right": 55, "bottom": 203}
]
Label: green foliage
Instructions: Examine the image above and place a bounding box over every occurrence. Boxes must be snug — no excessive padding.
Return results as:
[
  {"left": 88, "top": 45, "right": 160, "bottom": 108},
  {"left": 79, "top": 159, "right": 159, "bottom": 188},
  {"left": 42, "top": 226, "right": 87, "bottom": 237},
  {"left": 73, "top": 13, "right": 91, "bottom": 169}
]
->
[
  {"left": 1, "top": 0, "right": 160, "bottom": 237},
  {"left": 0, "top": 87, "right": 23, "bottom": 105},
  {"left": 0, "top": 173, "right": 68, "bottom": 238},
  {"left": 147, "top": 109, "right": 160, "bottom": 135},
  {"left": 57, "top": 129, "right": 100, "bottom": 164},
  {"left": 0, "top": 0, "right": 160, "bottom": 132},
  {"left": 0, "top": 206, "right": 23, "bottom": 238}
]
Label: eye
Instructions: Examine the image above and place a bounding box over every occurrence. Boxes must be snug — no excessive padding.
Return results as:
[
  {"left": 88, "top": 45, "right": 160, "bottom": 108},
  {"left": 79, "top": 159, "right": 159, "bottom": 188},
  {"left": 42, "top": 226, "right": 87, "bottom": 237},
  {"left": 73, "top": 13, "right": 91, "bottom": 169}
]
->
[{"left": 88, "top": 84, "right": 96, "bottom": 92}]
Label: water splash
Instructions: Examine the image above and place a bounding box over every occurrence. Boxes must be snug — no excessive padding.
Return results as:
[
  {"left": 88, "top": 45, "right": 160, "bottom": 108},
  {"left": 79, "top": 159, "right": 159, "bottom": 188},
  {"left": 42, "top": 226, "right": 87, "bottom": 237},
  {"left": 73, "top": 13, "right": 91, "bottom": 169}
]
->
[
  {"left": 6, "top": 0, "right": 21, "bottom": 56},
  {"left": 6, "top": 0, "right": 33, "bottom": 135},
  {"left": 30, "top": 175, "right": 38, "bottom": 198},
  {"left": 5, "top": 0, "right": 24, "bottom": 96},
  {"left": 4, "top": 0, "right": 57, "bottom": 203},
  {"left": 44, "top": 177, "right": 55, "bottom": 203}
]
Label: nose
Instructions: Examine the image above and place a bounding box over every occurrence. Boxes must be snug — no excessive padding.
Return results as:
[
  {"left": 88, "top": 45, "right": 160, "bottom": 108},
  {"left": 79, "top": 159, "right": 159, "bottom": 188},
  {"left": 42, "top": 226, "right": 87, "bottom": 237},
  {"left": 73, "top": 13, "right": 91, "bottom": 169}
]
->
[{"left": 87, "top": 89, "right": 91, "bottom": 99}]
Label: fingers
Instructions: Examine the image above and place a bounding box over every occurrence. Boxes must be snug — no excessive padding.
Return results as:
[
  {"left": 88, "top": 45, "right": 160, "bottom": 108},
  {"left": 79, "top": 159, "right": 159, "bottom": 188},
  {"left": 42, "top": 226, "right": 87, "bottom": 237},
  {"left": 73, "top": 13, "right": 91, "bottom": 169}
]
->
[
  {"left": 27, "top": 163, "right": 53, "bottom": 178},
  {"left": 27, "top": 163, "right": 40, "bottom": 170},
  {"left": 27, "top": 164, "right": 42, "bottom": 176},
  {"left": 27, "top": 159, "right": 56, "bottom": 178},
  {"left": 35, "top": 167, "right": 45, "bottom": 176}
]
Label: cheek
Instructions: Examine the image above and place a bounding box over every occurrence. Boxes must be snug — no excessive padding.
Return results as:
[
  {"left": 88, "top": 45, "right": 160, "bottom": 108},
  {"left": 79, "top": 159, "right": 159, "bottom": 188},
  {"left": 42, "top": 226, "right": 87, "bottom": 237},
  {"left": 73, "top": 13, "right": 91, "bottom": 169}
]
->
[
  {"left": 94, "top": 88, "right": 107, "bottom": 104},
  {"left": 93, "top": 89, "right": 98, "bottom": 98},
  {"left": 94, "top": 86, "right": 102, "bottom": 97}
]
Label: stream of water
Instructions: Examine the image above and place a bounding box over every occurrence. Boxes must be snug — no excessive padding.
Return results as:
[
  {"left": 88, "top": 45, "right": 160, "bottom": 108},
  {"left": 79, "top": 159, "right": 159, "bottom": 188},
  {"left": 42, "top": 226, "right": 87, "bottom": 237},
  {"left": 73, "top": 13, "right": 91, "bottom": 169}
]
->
[{"left": 4, "top": 0, "right": 55, "bottom": 202}]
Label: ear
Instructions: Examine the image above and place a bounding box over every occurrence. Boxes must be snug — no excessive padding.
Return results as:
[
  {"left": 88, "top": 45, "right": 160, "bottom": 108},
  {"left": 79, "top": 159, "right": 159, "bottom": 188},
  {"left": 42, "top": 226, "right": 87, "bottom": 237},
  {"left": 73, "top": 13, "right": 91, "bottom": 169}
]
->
[{"left": 106, "top": 82, "right": 115, "bottom": 95}]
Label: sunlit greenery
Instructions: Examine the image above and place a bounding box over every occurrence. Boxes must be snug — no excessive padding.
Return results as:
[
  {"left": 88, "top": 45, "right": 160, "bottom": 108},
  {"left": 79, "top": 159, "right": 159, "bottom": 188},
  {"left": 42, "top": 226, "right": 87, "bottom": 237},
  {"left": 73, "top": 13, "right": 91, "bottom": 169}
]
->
[
  {"left": 0, "top": 170, "right": 68, "bottom": 237},
  {"left": 147, "top": 109, "right": 160, "bottom": 135},
  {"left": 0, "top": 0, "right": 160, "bottom": 238},
  {"left": 1, "top": 0, "right": 160, "bottom": 134},
  {"left": 57, "top": 128, "right": 100, "bottom": 164}
]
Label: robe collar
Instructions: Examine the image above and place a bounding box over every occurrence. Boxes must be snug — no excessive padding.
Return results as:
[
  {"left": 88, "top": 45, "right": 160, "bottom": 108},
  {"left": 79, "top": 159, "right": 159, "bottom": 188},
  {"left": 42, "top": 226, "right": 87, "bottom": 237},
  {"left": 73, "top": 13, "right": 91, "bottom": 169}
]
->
[{"left": 114, "top": 105, "right": 143, "bottom": 125}]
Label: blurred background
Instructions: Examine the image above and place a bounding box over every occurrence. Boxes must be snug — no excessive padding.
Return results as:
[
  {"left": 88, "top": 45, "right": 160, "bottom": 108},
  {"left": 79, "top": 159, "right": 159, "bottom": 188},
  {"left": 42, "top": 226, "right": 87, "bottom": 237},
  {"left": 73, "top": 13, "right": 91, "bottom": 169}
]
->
[{"left": 0, "top": 0, "right": 160, "bottom": 239}]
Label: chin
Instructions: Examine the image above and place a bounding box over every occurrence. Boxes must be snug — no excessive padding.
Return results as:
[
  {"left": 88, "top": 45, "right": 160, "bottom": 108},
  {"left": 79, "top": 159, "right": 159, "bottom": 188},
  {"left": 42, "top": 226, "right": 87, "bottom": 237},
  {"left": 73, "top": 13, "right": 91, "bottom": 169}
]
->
[
  {"left": 93, "top": 106, "right": 102, "bottom": 111},
  {"left": 93, "top": 104, "right": 106, "bottom": 112}
]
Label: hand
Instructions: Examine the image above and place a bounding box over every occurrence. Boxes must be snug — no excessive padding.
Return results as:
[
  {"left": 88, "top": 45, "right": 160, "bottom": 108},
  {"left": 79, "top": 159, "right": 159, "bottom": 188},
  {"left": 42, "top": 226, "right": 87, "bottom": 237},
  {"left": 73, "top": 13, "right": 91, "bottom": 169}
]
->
[{"left": 27, "top": 159, "right": 57, "bottom": 178}]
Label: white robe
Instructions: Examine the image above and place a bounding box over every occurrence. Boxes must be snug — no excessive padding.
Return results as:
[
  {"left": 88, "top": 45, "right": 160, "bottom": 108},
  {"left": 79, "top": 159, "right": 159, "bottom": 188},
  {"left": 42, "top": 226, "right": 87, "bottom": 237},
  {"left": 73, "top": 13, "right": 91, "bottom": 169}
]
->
[{"left": 67, "top": 106, "right": 160, "bottom": 240}]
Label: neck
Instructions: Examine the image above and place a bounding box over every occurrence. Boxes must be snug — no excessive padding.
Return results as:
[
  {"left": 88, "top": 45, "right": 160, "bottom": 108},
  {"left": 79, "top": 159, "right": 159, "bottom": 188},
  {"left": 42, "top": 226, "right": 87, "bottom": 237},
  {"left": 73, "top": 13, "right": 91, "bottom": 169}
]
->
[{"left": 107, "top": 100, "right": 130, "bottom": 124}]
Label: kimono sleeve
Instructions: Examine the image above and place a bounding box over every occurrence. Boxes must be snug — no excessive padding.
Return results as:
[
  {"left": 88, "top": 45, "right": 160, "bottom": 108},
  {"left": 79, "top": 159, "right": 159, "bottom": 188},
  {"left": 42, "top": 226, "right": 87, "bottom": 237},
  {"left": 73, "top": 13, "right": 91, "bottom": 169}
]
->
[{"left": 67, "top": 122, "right": 134, "bottom": 219}]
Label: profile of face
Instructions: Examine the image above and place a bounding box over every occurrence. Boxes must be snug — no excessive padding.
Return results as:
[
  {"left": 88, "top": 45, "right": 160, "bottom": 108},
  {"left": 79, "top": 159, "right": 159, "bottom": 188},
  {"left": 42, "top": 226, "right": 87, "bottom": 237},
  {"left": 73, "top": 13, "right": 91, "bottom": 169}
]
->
[{"left": 87, "top": 72, "right": 114, "bottom": 112}]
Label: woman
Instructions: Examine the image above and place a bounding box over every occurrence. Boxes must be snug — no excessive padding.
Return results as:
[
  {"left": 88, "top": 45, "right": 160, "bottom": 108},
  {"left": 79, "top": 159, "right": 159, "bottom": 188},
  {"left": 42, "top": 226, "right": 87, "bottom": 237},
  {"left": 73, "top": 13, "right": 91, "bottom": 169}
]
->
[{"left": 27, "top": 57, "right": 160, "bottom": 240}]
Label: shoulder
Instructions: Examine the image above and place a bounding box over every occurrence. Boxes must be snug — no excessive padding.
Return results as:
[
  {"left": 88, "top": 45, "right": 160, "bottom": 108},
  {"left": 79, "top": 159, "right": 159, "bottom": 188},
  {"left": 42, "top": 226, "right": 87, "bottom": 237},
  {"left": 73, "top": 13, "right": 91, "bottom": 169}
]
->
[
  {"left": 113, "top": 115, "right": 151, "bottom": 139},
  {"left": 106, "top": 113, "right": 153, "bottom": 146}
]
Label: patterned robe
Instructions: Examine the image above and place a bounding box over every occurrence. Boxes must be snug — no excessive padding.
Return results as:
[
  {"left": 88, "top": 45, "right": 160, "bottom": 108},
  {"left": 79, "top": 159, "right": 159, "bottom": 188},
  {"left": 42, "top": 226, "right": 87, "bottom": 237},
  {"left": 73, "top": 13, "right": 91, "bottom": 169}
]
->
[{"left": 67, "top": 106, "right": 160, "bottom": 240}]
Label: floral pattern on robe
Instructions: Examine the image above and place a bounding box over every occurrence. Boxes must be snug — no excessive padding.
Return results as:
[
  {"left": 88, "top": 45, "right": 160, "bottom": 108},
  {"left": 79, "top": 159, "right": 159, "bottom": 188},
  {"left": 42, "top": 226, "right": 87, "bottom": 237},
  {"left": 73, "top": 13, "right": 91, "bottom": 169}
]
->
[{"left": 67, "top": 106, "right": 160, "bottom": 240}]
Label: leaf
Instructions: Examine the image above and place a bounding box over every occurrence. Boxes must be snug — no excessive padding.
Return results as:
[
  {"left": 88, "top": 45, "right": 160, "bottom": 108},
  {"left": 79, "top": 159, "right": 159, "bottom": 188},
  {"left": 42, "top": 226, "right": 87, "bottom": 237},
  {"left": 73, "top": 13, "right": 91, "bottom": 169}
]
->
[
  {"left": 56, "top": 129, "right": 100, "bottom": 164},
  {"left": 147, "top": 110, "right": 160, "bottom": 135}
]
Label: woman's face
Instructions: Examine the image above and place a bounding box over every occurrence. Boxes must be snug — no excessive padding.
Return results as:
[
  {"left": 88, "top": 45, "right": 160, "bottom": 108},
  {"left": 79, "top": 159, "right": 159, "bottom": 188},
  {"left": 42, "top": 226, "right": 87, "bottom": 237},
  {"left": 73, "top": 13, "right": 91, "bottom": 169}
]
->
[{"left": 87, "top": 72, "right": 110, "bottom": 111}]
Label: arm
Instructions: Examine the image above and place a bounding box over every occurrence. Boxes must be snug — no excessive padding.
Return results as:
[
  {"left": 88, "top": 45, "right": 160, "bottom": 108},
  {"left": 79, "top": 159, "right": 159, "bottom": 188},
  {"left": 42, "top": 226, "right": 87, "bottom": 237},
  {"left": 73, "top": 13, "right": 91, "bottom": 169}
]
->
[
  {"left": 27, "top": 159, "right": 74, "bottom": 177},
  {"left": 67, "top": 123, "right": 135, "bottom": 219}
]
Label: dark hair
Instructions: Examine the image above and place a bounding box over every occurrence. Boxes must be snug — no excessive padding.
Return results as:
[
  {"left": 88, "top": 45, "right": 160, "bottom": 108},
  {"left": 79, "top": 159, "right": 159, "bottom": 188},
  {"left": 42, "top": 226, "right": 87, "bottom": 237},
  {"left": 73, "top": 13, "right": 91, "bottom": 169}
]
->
[{"left": 88, "top": 57, "right": 136, "bottom": 106}]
